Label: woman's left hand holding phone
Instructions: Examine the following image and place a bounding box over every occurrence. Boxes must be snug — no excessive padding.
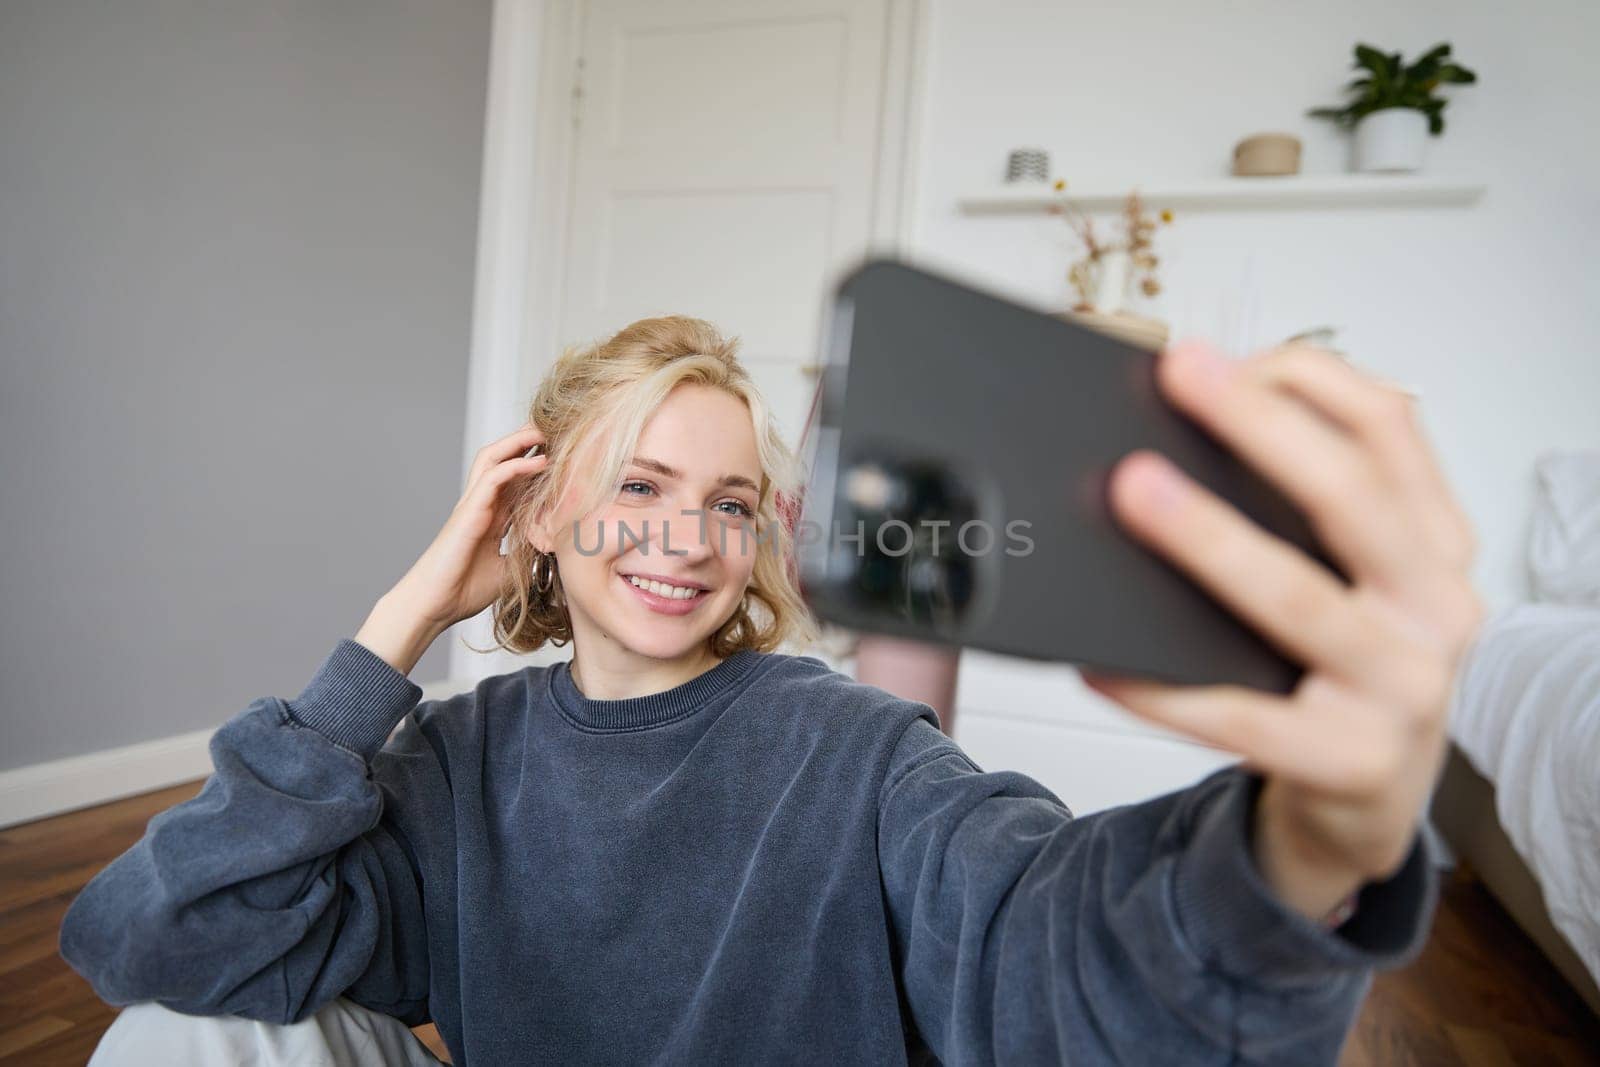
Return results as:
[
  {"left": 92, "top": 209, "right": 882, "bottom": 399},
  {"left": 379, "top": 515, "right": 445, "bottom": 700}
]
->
[{"left": 1081, "top": 340, "right": 1486, "bottom": 924}]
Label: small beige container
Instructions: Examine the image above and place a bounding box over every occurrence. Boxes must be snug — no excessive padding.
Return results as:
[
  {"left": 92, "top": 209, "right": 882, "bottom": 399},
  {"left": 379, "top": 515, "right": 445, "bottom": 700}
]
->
[{"left": 1232, "top": 133, "right": 1302, "bottom": 177}]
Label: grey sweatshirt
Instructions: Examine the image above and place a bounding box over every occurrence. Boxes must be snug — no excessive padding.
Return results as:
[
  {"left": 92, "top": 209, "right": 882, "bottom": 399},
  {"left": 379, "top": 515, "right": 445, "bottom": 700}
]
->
[{"left": 59, "top": 638, "right": 1435, "bottom": 1065}]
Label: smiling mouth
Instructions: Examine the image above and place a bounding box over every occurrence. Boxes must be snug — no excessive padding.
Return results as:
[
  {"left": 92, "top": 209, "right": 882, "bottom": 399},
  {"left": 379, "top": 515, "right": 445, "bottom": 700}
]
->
[{"left": 620, "top": 573, "right": 710, "bottom": 601}]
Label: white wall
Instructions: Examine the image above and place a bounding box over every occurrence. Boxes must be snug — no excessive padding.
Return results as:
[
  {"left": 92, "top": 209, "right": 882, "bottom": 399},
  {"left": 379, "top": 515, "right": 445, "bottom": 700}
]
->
[{"left": 908, "top": 0, "right": 1600, "bottom": 613}]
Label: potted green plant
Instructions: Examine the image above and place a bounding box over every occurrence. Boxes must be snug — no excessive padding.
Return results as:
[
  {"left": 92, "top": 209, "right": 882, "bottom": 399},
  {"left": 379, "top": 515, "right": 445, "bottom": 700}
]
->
[{"left": 1308, "top": 42, "right": 1477, "bottom": 173}]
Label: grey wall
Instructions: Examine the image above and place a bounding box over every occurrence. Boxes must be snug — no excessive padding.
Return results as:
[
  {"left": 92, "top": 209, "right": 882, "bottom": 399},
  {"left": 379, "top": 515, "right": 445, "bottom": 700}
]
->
[{"left": 0, "top": 1, "right": 492, "bottom": 770}]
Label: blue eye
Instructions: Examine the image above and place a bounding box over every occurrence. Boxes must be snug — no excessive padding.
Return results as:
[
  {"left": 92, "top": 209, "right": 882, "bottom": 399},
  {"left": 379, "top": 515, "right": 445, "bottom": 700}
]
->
[{"left": 621, "top": 480, "right": 753, "bottom": 519}]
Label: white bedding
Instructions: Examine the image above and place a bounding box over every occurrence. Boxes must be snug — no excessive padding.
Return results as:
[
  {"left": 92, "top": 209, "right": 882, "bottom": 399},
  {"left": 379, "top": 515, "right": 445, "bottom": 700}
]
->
[
  {"left": 1530, "top": 449, "right": 1600, "bottom": 606},
  {"left": 1448, "top": 602, "right": 1600, "bottom": 990}
]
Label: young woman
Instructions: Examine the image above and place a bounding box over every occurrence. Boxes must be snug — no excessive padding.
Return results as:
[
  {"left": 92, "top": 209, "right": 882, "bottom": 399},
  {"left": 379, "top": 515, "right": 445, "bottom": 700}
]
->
[{"left": 62, "top": 315, "right": 1485, "bottom": 1065}]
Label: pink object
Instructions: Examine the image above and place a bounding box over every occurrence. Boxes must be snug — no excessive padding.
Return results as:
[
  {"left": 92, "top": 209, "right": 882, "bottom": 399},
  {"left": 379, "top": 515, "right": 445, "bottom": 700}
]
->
[{"left": 854, "top": 635, "right": 963, "bottom": 737}]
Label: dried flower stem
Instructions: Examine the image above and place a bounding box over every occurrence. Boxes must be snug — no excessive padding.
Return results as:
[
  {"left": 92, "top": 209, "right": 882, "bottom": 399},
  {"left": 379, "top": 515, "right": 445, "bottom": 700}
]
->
[{"left": 1051, "top": 180, "right": 1173, "bottom": 310}]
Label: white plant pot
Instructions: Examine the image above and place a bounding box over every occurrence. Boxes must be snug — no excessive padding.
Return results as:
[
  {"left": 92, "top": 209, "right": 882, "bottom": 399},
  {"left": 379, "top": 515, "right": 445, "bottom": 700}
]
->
[{"left": 1353, "top": 108, "right": 1429, "bottom": 173}]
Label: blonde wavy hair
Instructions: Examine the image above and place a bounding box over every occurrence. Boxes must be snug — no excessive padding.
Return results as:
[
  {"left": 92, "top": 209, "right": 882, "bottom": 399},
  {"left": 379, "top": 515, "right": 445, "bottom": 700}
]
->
[{"left": 483, "top": 315, "right": 821, "bottom": 659}]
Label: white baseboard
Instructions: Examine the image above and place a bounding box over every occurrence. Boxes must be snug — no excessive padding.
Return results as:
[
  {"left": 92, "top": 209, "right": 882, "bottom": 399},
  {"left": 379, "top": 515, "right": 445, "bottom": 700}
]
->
[
  {"left": 0, "top": 728, "right": 216, "bottom": 830},
  {"left": 0, "top": 676, "right": 482, "bottom": 830}
]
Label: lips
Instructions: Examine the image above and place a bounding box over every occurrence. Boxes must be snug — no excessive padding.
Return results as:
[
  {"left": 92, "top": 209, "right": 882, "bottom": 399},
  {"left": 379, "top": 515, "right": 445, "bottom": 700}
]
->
[
  {"left": 618, "top": 572, "right": 711, "bottom": 616},
  {"left": 618, "top": 571, "right": 711, "bottom": 592}
]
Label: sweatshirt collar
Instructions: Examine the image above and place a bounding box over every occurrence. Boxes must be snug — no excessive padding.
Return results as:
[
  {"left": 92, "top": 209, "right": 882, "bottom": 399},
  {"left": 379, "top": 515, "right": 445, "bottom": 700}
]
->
[{"left": 549, "top": 649, "right": 764, "bottom": 731}]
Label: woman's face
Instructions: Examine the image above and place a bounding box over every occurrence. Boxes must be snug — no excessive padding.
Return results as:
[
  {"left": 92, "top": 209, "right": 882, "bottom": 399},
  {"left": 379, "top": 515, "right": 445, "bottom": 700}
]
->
[{"left": 536, "top": 383, "right": 765, "bottom": 664}]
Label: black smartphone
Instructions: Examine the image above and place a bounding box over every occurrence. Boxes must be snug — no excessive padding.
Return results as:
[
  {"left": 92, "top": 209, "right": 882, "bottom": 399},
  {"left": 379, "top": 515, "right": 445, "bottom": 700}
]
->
[{"left": 795, "top": 257, "right": 1346, "bottom": 695}]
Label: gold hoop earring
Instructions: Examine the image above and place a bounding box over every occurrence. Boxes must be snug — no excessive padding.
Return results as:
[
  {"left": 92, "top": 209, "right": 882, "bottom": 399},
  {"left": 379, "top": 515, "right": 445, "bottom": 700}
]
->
[{"left": 532, "top": 551, "right": 556, "bottom": 596}]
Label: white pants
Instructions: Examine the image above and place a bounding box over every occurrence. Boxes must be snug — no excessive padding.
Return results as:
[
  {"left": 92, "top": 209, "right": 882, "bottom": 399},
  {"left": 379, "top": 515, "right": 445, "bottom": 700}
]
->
[{"left": 88, "top": 997, "right": 446, "bottom": 1066}]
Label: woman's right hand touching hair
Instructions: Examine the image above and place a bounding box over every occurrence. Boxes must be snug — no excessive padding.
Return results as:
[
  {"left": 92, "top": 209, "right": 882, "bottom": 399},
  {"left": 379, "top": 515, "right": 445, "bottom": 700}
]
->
[{"left": 355, "top": 422, "right": 550, "bottom": 675}]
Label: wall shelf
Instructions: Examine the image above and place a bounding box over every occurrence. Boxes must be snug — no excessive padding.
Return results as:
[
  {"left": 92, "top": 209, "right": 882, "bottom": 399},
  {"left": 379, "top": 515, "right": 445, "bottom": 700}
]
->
[{"left": 959, "top": 175, "right": 1486, "bottom": 213}]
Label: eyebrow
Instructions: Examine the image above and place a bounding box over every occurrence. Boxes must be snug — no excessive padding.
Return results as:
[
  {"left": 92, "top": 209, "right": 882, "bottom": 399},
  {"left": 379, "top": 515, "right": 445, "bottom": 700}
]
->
[{"left": 629, "top": 456, "right": 760, "bottom": 494}]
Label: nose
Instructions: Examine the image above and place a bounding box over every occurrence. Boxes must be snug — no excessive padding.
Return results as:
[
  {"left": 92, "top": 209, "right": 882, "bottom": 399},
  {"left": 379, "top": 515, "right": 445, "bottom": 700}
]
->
[{"left": 656, "top": 504, "right": 720, "bottom": 564}]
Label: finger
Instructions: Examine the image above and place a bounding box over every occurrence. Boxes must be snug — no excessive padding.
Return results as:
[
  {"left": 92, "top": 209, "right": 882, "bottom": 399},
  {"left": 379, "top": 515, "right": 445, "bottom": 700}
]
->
[
  {"left": 466, "top": 454, "right": 548, "bottom": 515},
  {"left": 466, "top": 423, "right": 542, "bottom": 490},
  {"left": 1249, "top": 344, "right": 1476, "bottom": 569},
  {"left": 1081, "top": 670, "right": 1403, "bottom": 796},
  {"left": 1155, "top": 339, "right": 1417, "bottom": 587},
  {"left": 467, "top": 422, "right": 546, "bottom": 489},
  {"left": 1106, "top": 449, "right": 1398, "bottom": 683}
]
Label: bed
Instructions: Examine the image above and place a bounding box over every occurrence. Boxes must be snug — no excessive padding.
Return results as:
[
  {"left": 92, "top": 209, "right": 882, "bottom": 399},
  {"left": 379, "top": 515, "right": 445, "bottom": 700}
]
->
[{"left": 1430, "top": 449, "right": 1600, "bottom": 1018}]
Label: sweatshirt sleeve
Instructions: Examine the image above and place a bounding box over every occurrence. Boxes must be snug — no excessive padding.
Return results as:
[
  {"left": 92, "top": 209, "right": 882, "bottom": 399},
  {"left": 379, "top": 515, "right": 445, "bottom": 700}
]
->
[
  {"left": 876, "top": 717, "right": 1436, "bottom": 1065},
  {"left": 58, "top": 638, "right": 436, "bottom": 1026}
]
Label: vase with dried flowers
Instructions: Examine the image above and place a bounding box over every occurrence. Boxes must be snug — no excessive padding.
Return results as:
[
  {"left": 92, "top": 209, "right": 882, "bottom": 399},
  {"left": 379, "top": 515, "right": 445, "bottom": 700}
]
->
[{"left": 1049, "top": 179, "right": 1174, "bottom": 349}]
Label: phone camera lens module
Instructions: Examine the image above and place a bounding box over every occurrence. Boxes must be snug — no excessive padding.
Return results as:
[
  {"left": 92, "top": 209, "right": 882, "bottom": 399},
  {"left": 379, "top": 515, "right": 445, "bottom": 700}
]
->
[{"left": 836, "top": 455, "right": 978, "bottom": 634}]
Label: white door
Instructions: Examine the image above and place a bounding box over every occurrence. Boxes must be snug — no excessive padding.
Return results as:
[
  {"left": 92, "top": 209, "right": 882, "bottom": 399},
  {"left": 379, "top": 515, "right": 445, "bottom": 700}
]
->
[{"left": 558, "top": 0, "right": 894, "bottom": 449}]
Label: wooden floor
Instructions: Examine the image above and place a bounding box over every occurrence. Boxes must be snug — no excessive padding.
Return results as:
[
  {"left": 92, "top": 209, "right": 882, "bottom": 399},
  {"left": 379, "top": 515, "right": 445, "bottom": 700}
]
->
[{"left": 4, "top": 781, "right": 1598, "bottom": 1066}]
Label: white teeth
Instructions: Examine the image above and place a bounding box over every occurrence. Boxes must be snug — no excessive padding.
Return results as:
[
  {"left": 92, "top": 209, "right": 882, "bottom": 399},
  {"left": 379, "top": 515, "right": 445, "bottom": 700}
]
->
[{"left": 625, "top": 575, "right": 703, "bottom": 599}]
